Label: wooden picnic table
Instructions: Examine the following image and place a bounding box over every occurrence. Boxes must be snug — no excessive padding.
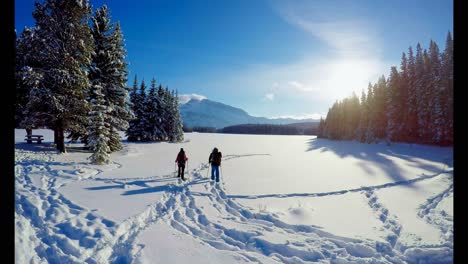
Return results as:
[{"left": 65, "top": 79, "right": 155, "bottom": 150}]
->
[{"left": 25, "top": 134, "right": 44, "bottom": 144}]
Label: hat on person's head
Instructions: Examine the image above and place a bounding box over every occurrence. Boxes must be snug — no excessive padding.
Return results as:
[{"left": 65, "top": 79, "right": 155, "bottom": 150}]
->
[{"left": 180, "top": 148, "right": 184, "bottom": 152}]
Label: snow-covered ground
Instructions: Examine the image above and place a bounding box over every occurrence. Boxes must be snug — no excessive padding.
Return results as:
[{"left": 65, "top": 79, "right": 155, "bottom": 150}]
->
[{"left": 15, "top": 129, "right": 453, "bottom": 263}]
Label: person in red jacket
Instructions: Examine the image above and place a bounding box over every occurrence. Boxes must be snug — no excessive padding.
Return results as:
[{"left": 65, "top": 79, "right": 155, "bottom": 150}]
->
[{"left": 175, "top": 148, "right": 188, "bottom": 180}]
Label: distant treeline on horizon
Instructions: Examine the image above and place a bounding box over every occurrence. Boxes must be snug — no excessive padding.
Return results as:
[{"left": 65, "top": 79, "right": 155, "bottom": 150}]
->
[{"left": 183, "top": 122, "right": 319, "bottom": 136}]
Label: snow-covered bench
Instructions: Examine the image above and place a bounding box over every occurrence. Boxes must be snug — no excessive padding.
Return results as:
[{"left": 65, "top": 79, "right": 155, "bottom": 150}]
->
[{"left": 25, "top": 135, "right": 44, "bottom": 144}]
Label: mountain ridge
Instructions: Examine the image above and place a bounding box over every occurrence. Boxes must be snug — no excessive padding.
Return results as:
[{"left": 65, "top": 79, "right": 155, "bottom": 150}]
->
[{"left": 179, "top": 98, "right": 319, "bottom": 128}]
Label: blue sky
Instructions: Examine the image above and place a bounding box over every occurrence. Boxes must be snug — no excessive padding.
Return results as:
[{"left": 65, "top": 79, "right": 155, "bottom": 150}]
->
[{"left": 16, "top": 0, "right": 453, "bottom": 119}]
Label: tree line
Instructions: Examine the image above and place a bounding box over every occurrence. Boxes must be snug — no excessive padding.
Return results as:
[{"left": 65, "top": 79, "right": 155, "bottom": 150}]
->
[
  {"left": 126, "top": 76, "right": 184, "bottom": 143},
  {"left": 15, "top": 0, "right": 184, "bottom": 164},
  {"left": 221, "top": 122, "right": 319, "bottom": 135},
  {"left": 317, "top": 32, "right": 453, "bottom": 146}
]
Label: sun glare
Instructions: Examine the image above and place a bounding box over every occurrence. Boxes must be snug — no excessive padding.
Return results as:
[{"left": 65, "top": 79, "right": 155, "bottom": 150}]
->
[{"left": 323, "top": 58, "right": 383, "bottom": 100}]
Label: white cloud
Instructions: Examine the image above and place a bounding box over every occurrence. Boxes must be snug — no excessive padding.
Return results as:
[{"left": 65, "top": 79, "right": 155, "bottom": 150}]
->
[
  {"left": 202, "top": 5, "right": 394, "bottom": 104},
  {"left": 181, "top": 2, "right": 396, "bottom": 116},
  {"left": 271, "top": 113, "right": 325, "bottom": 120},
  {"left": 178, "top": 94, "right": 207, "bottom": 104},
  {"left": 272, "top": 0, "right": 382, "bottom": 58},
  {"left": 287, "top": 81, "right": 318, "bottom": 92},
  {"left": 263, "top": 93, "right": 275, "bottom": 101}
]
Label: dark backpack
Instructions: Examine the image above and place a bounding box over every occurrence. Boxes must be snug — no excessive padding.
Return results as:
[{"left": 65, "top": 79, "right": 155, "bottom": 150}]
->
[
  {"left": 177, "top": 152, "right": 186, "bottom": 165},
  {"left": 212, "top": 152, "right": 222, "bottom": 166}
]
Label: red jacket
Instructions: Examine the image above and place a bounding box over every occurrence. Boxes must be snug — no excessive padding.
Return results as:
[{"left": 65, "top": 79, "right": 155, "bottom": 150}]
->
[{"left": 175, "top": 152, "right": 188, "bottom": 165}]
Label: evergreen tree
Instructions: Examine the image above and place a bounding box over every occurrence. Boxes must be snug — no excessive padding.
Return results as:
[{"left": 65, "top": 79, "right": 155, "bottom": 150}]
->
[
  {"left": 143, "top": 78, "right": 163, "bottom": 141},
  {"left": 428, "top": 40, "right": 444, "bottom": 143},
  {"left": 16, "top": 27, "right": 42, "bottom": 132},
  {"left": 406, "top": 47, "right": 419, "bottom": 141},
  {"left": 357, "top": 89, "right": 368, "bottom": 142},
  {"left": 90, "top": 5, "right": 133, "bottom": 152},
  {"left": 398, "top": 52, "right": 410, "bottom": 141},
  {"left": 317, "top": 117, "right": 325, "bottom": 138},
  {"left": 365, "top": 83, "right": 376, "bottom": 143},
  {"left": 414, "top": 43, "right": 428, "bottom": 142},
  {"left": 169, "top": 90, "right": 184, "bottom": 142},
  {"left": 21, "top": 0, "right": 93, "bottom": 152},
  {"left": 87, "top": 83, "right": 111, "bottom": 164},
  {"left": 156, "top": 85, "right": 168, "bottom": 140},
  {"left": 347, "top": 92, "right": 360, "bottom": 140},
  {"left": 373, "top": 75, "right": 388, "bottom": 139},
  {"left": 126, "top": 75, "right": 140, "bottom": 141},
  {"left": 325, "top": 102, "right": 340, "bottom": 140},
  {"left": 441, "top": 31, "right": 453, "bottom": 144},
  {"left": 163, "top": 87, "right": 176, "bottom": 139},
  {"left": 386, "top": 66, "right": 400, "bottom": 142},
  {"left": 418, "top": 48, "right": 432, "bottom": 142},
  {"left": 137, "top": 80, "right": 149, "bottom": 141}
]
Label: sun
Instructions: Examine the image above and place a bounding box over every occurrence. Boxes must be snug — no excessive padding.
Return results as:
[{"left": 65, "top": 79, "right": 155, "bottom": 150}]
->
[{"left": 323, "top": 58, "right": 385, "bottom": 100}]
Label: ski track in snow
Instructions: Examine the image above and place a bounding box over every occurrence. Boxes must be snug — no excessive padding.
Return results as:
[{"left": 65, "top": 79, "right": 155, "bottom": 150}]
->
[
  {"left": 364, "top": 190, "right": 402, "bottom": 252},
  {"left": 417, "top": 184, "right": 453, "bottom": 244},
  {"left": 15, "top": 147, "right": 453, "bottom": 263},
  {"left": 228, "top": 170, "right": 453, "bottom": 200}
]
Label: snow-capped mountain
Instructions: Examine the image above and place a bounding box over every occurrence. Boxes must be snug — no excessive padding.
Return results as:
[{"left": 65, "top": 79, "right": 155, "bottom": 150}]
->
[{"left": 179, "top": 98, "right": 318, "bottom": 128}]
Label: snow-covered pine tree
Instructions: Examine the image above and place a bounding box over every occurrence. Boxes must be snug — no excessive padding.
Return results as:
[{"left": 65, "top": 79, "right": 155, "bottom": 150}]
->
[
  {"left": 156, "top": 85, "right": 168, "bottom": 140},
  {"left": 346, "top": 92, "right": 360, "bottom": 140},
  {"left": 357, "top": 89, "right": 368, "bottom": 142},
  {"left": 398, "top": 52, "right": 410, "bottom": 142},
  {"left": 169, "top": 90, "right": 184, "bottom": 142},
  {"left": 338, "top": 100, "right": 346, "bottom": 139},
  {"left": 317, "top": 117, "right": 325, "bottom": 138},
  {"left": 126, "top": 75, "right": 140, "bottom": 141},
  {"left": 441, "top": 31, "right": 453, "bottom": 145},
  {"left": 406, "top": 46, "right": 419, "bottom": 142},
  {"left": 414, "top": 43, "right": 428, "bottom": 143},
  {"left": 328, "top": 102, "right": 340, "bottom": 140},
  {"left": 87, "top": 83, "right": 111, "bottom": 164},
  {"left": 143, "top": 78, "right": 162, "bottom": 141},
  {"left": 327, "top": 105, "right": 335, "bottom": 139},
  {"left": 428, "top": 40, "right": 444, "bottom": 144},
  {"left": 373, "top": 76, "right": 388, "bottom": 140},
  {"left": 163, "top": 87, "right": 174, "bottom": 139},
  {"left": 164, "top": 89, "right": 174, "bottom": 140},
  {"left": 419, "top": 48, "right": 432, "bottom": 143},
  {"left": 137, "top": 80, "right": 149, "bottom": 141},
  {"left": 16, "top": 27, "right": 41, "bottom": 130},
  {"left": 21, "top": 0, "right": 93, "bottom": 152},
  {"left": 365, "top": 83, "right": 376, "bottom": 143},
  {"left": 90, "top": 5, "right": 133, "bottom": 151},
  {"left": 386, "top": 66, "right": 400, "bottom": 143}
]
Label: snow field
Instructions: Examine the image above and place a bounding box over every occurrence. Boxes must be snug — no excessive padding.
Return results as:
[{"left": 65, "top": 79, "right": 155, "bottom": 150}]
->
[{"left": 15, "top": 129, "right": 453, "bottom": 263}]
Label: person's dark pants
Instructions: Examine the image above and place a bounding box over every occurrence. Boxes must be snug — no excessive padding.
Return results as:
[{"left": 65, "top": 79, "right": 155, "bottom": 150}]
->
[
  {"left": 178, "top": 165, "right": 185, "bottom": 179},
  {"left": 211, "top": 165, "right": 219, "bottom": 182}
]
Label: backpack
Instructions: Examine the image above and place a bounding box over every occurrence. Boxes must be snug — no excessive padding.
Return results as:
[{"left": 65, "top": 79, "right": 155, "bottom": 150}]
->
[
  {"left": 212, "top": 152, "right": 222, "bottom": 166},
  {"left": 177, "top": 152, "right": 186, "bottom": 165}
]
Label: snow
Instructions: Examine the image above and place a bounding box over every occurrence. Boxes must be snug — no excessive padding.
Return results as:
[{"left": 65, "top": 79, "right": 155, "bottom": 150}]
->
[{"left": 15, "top": 129, "right": 453, "bottom": 263}]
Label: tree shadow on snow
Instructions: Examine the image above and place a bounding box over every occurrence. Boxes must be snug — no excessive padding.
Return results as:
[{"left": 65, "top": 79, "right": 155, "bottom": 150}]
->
[
  {"left": 15, "top": 142, "right": 58, "bottom": 152},
  {"left": 306, "top": 138, "right": 451, "bottom": 186},
  {"left": 119, "top": 178, "right": 210, "bottom": 196},
  {"left": 120, "top": 184, "right": 183, "bottom": 195},
  {"left": 15, "top": 141, "right": 92, "bottom": 153}
]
